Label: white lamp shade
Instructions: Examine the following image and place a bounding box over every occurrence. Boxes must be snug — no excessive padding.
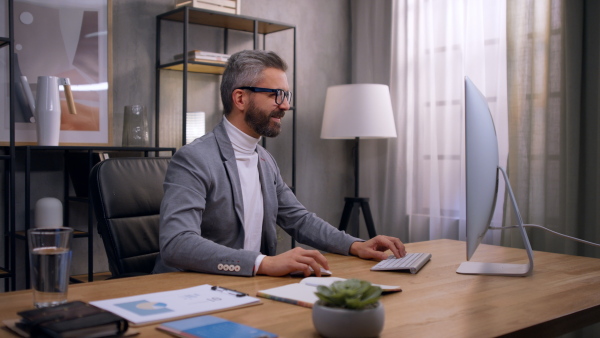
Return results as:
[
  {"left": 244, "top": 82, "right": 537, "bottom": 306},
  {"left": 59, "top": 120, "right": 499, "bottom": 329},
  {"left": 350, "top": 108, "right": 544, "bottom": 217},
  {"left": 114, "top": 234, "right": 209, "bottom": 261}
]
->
[{"left": 321, "top": 84, "right": 397, "bottom": 139}]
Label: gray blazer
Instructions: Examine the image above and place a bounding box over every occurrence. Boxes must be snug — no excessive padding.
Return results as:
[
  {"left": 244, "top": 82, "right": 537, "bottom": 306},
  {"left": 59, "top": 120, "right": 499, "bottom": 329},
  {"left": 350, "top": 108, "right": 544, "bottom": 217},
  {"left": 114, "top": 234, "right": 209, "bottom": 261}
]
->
[{"left": 153, "top": 120, "right": 359, "bottom": 276}]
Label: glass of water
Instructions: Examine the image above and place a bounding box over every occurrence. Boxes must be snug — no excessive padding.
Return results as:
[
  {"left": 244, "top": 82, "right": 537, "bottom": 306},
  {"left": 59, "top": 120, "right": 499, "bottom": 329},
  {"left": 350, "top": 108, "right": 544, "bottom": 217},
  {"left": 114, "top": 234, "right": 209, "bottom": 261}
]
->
[{"left": 27, "top": 227, "right": 73, "bottom": 308}]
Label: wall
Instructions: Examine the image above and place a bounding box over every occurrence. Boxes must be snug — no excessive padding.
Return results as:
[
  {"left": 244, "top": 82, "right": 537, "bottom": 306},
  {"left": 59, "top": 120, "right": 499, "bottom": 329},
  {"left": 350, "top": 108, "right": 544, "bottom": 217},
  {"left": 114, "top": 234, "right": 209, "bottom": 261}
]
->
[{"left": 3, "top": 0, "right": 355, "bottom": 291}]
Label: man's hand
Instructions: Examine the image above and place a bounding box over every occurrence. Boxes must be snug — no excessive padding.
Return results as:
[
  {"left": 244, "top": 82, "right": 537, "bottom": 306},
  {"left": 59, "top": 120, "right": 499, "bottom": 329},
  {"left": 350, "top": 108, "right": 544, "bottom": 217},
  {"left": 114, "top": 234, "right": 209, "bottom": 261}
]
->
[
  {"left": 349, "top": 235, "right": 406, "bottom": 261},
  {"left": 257, "top": 247, "right": 330, "bottom": 277}
]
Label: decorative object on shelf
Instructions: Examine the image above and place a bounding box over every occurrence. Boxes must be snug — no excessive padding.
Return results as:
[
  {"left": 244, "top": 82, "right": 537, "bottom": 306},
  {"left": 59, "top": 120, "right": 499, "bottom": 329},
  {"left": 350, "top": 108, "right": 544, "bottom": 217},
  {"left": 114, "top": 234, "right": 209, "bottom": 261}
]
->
[
  {"left": 1, "top": 0, "right": 111, "bottom": 146},
  {"left": 122, "top": 105, "right": 149, "bottom": 147},
  {"left": 175, "top": 0, "right": 240, "bottom": 14},
  {"left": 34, "top": 197, "right": 63, "bottom": 229},
  {"left": 321, "top": 83, "right": 397, "bottom": 239},
  {"left": 186, "top": 111, "right": 206, "bottom": 144},
  {"left": 20, "top": 76, "right": 76, "bottom": 146},
  {"left": 312, "top": 279, "right": 384, "bottom": 338},
  {"left": 27, "top": 227, "right": 73, "bottom": 308}
]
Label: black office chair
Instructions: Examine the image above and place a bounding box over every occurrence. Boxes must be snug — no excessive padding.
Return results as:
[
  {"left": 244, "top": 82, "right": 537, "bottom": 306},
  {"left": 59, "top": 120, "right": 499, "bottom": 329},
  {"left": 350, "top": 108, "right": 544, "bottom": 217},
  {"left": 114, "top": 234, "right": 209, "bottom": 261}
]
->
[{"left": 89, "top": 157, "right": 170, "bottom": 278}]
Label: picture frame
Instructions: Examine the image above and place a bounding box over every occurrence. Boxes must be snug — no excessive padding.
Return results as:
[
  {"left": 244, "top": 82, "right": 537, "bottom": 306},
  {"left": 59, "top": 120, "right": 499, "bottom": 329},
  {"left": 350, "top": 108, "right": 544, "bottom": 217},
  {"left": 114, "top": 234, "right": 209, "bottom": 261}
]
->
[{"left": 1, "top": 0, "right": 112, "bottom": 145}]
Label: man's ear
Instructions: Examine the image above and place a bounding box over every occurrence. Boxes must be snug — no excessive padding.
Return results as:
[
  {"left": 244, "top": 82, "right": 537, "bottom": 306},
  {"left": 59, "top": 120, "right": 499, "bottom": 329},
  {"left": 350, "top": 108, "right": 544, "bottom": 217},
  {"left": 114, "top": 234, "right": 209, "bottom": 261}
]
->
[{"left": 232, "top": 89, "right": 247, "bottom": 111}]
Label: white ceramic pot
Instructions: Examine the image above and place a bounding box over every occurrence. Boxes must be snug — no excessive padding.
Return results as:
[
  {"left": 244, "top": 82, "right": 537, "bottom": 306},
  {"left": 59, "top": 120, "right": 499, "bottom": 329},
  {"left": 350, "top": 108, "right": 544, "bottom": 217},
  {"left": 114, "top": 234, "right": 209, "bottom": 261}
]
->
[{"left": 312, "top": 301, "right": 385, "bottom": 338}]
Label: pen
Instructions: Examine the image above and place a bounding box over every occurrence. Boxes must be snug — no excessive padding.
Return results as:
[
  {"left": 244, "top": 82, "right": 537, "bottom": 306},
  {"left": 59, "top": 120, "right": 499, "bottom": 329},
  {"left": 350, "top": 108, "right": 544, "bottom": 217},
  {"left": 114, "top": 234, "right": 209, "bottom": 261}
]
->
[{"left": 211, "top": 285, "right": 248, "bottom": 297}]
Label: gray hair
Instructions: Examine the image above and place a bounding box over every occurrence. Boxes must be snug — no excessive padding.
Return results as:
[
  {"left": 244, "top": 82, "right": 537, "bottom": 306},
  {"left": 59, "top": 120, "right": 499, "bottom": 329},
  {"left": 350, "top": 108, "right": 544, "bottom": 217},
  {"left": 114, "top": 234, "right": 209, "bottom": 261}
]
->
[{"left": 220, "top": 50, "right": 288, "bottom": 115}]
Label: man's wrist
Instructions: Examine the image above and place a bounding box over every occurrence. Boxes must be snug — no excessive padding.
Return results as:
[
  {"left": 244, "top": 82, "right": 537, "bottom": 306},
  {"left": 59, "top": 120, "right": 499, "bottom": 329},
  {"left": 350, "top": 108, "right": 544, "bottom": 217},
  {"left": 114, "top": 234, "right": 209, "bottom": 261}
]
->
[
  {"left": 349, "top": 240, "right": 363, "bottom": 256},
  {"left": 254, "top": 254, "right": 266, "bottom": 276}
]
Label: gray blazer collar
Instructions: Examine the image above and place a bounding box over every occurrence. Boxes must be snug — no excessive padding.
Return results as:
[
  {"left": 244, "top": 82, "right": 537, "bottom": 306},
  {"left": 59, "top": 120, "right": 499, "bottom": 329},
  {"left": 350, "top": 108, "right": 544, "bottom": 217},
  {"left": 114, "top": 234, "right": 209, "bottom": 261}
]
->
[{"left": 214, "top": 119, "right": 245, "bottom": 225}]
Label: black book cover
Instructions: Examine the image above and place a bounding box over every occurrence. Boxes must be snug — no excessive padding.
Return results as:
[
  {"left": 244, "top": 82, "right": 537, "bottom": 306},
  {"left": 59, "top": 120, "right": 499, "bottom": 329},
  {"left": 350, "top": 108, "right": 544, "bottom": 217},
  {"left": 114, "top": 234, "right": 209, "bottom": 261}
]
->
[{"left": 17, "top": 301, "right": 128, "bottom": 338}]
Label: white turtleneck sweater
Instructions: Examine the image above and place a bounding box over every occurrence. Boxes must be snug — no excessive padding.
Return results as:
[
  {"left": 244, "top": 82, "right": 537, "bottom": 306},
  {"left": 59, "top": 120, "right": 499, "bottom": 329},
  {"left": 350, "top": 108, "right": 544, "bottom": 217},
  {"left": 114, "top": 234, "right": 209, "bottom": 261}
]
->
[{"left": 223, "top": 117, "right": 266, "bottom": 273}]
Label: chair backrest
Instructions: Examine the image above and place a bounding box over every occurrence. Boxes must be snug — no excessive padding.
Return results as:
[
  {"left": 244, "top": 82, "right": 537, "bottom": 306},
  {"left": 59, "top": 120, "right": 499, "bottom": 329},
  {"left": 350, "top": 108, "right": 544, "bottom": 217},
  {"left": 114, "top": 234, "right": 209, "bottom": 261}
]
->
[{"left": 89, "top": 157, "right": 170, "bottom": 277}]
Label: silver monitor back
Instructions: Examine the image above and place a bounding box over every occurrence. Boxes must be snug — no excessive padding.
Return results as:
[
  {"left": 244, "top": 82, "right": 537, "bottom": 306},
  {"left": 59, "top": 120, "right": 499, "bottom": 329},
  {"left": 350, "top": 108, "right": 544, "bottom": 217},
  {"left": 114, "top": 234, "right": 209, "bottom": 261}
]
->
[{"left": 457, "top": 76, "right": 533, "bottom": 276}]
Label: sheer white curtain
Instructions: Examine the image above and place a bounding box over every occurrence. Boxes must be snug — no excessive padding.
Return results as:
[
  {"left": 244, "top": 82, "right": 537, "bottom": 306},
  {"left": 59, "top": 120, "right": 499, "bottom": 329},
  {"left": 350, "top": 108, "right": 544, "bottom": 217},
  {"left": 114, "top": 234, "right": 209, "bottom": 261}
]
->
[{"left": 355, "top": 0, "right": 508, "bottom": 244}]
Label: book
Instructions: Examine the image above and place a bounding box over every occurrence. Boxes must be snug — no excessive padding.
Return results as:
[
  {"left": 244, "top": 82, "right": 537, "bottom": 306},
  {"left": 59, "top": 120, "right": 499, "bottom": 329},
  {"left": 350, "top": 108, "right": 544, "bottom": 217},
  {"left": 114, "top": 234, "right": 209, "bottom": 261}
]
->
[
  {"left": 256, "top": 277, "right": 401, "bottom": 308},
  {"left": 157, "top": 315, "right": 278, "bottom": 338},
  {"left": 186, "top": 58, "right": 228, "bottom": 65},
  {"left": 173, "top": 50, "right": 230, "bottom": 62},
  {"left": 90, "top": 284, "right": 261, "bottom": 327},
  {"left": 13, "top": 300, "right": 128, "bottom": 338}
]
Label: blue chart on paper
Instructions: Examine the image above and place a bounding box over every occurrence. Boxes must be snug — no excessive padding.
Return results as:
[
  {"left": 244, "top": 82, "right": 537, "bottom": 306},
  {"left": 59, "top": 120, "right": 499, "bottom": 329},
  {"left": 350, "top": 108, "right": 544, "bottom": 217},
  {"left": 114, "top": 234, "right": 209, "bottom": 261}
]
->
[{"left": 115, "top": 300, "right": 173, "bottom": 316}]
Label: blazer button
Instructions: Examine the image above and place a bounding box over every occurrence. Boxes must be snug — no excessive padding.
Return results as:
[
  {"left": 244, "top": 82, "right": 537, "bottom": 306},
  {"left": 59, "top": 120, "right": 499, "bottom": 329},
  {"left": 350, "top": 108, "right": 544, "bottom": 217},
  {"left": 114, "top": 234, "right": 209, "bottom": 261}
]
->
[
  {"left": 217, "top": 263, "right": 224, "bottom": 270},
  {"left": 234, "top": 265, "right": 241, "bottom": 272}
]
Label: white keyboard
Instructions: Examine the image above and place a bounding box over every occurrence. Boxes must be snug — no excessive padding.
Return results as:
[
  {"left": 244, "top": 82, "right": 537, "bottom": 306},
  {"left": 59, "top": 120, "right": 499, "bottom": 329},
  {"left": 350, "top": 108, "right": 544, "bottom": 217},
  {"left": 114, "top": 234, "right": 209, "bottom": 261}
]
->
[{"left": 371, "top": 253, "right": 432, "bottom": 274}]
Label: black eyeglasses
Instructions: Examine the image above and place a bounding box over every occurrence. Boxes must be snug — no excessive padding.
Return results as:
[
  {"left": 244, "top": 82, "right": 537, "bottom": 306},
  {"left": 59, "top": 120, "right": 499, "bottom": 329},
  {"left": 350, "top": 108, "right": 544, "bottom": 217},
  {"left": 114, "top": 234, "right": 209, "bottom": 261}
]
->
[{"left": 237, "top": 86, "right": 293, "bottom": 105}]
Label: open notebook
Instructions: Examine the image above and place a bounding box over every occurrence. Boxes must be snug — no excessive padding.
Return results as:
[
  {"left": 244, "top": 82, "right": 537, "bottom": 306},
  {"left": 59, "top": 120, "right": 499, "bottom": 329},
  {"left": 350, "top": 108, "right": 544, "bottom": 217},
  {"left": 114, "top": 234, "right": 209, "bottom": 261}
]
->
[{"left": 256, "top": 277, "right": 401, "bottom": 308}]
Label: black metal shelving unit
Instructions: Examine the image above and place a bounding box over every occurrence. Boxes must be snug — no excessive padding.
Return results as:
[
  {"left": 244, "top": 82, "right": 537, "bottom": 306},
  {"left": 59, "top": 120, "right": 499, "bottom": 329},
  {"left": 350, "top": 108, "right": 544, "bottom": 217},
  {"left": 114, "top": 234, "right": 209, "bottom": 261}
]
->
[
  {"left": 16, "top": 146, "right": 176, "bottom": 288},
  {"left": 155, "top": 7, "right": 297, "bottom": 195},
  {"left": 1, "top": 0, "right": 16, "bottom": 291}
]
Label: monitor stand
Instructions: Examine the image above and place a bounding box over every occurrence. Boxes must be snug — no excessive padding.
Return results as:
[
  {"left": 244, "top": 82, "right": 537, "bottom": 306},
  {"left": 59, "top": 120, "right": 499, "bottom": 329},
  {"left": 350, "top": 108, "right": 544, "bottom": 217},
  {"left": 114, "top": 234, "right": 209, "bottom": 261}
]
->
[{"left": 457, "top": 167, "right": 534, "bottom": 277}]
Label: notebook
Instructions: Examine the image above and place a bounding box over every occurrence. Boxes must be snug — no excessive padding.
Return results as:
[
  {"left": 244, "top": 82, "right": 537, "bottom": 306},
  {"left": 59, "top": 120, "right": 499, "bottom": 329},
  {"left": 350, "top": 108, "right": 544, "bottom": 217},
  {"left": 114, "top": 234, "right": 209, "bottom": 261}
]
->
[{"left": 256, "top": 277, "right": 401, "bottom": 308}]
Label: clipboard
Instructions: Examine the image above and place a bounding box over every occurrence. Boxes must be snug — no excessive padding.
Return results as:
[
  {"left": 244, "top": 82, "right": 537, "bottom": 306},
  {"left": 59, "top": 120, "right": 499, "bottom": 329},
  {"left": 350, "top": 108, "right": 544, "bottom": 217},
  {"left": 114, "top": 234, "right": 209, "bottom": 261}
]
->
[{"left": 90, "top": 284, "right": 261, "bottom": 327}]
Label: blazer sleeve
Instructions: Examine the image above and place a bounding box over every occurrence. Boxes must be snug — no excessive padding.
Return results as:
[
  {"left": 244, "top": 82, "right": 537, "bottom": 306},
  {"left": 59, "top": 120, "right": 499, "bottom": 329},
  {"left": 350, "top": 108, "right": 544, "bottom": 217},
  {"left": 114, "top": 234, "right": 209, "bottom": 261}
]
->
[{"left": 259, "top": 148, "right": 361, "bottom": 254}]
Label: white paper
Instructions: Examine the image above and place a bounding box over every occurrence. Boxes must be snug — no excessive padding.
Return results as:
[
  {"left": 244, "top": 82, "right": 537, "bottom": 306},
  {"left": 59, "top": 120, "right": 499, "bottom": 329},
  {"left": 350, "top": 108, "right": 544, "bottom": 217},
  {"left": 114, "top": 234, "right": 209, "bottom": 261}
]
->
[
  {"left": 90, "top": 284, "right": 260, "bottom": 326},
  {"left": 300, "top": 277, "right": 401, "bottom": 292}
]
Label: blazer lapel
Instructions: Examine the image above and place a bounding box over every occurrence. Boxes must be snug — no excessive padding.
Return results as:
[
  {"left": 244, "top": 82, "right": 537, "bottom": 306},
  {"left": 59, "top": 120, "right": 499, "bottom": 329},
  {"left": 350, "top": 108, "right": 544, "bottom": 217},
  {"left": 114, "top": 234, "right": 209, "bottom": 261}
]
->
[
  {"left": 257, "top": 148, "right": 278, "bottom": 255},
  {"left": 214, "top": 120, "right": 245, "bottom": 227}
]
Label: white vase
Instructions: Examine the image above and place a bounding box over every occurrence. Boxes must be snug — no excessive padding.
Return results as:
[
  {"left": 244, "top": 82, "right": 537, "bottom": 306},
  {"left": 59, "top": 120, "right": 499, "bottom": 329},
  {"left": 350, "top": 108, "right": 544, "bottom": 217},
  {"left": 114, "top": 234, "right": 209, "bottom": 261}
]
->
[
  {"left": 312, "top": 301, "right": 385, "bottom": 338},
  {"left": 35, "top": 76, "right": 62, "bottom": 146}
]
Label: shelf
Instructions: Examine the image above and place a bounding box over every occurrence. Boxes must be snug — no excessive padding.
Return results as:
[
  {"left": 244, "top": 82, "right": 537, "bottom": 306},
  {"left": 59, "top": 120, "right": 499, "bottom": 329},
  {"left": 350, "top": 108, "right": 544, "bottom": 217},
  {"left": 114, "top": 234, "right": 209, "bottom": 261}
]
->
[
  {"left": 70, "top": 271, "right": 112, "bottom": 283},
  {"left": 16, "top": 146, "right": 176, "bottom": 288},
  {"left": 15, "top": 229, "right": 89, "bottom": 240},
  {"left": 160, "top": 60, "right": 226, "bottom": 74},
  {"left": 14, "top": 145, "right": 177, "bottom": 152},
  {"left": 0, "top": 267, "right": 10, "bottom": 278},
  {"left": 160, "top": 7, "right": 294, "bottom": 34}
]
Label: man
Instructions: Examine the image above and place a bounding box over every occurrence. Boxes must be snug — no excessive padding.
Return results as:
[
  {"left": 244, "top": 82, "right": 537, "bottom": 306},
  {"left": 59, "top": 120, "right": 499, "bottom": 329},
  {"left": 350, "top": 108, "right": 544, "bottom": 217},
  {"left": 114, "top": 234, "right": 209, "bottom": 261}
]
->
[{"left": 153, "top": 50, "right": 406, "bottom": 277}]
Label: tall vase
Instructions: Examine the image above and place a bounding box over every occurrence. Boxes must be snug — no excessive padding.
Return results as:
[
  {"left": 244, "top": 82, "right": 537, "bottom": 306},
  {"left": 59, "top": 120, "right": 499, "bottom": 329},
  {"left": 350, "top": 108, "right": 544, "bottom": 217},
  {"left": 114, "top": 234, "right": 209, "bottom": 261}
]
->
[
  {"left": 35, "top": 76, "right": 62, "bottom": 146},
  {"left": 122, "top": 105, "right": 149, "bottom": 147}
]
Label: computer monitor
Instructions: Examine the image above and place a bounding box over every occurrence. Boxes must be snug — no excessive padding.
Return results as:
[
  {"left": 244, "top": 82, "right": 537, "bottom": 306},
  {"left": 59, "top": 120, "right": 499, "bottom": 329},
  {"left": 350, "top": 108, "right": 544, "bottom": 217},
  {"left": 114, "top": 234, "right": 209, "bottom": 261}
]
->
[{"left": 456, "top": 76, "right": 534, "bottom": 276}]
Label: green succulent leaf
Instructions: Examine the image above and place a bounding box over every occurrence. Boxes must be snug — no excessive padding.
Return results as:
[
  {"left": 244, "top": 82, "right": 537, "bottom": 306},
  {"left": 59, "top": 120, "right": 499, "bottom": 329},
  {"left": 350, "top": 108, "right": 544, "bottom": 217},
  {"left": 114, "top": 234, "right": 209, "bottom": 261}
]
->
[{"left": 314, "top": 279, "right": 382, "bottom": 310}]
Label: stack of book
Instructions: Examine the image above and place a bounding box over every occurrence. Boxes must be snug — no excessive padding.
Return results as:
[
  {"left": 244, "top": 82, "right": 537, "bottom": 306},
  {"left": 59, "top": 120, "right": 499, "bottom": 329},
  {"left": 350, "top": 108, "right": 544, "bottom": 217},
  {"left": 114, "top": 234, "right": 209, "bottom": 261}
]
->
[
  {"left": 9, "top": 301, "right": 129, "bottom": 337},
  {"left": 173, "top": 50, "right": 230, "bottom": 64},
  {"left": 174, "top": 0, "right": 240, "bottom": 15}
]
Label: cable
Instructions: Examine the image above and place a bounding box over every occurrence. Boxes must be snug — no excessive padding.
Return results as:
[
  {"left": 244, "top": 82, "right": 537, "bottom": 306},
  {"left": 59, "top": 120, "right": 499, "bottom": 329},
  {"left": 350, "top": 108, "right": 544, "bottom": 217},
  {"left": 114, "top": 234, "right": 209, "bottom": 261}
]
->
[{"left": 489, "top": 224, "right": 600, "bottom": 248}]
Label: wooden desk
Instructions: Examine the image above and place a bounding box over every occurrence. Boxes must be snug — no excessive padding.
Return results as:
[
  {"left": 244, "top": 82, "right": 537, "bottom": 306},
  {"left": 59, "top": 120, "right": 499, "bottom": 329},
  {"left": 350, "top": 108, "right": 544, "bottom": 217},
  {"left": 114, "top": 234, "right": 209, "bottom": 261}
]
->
[{"left": 1, "top": 239, "right": 600, "bottom": 337}]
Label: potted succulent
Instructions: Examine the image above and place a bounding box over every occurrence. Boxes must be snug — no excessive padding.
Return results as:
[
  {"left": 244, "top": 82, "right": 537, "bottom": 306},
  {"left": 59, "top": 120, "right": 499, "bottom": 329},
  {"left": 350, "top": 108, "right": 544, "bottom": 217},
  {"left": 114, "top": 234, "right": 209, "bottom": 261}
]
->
[{"left": 312, "top": 279, "right": 384, "bottom": 338}]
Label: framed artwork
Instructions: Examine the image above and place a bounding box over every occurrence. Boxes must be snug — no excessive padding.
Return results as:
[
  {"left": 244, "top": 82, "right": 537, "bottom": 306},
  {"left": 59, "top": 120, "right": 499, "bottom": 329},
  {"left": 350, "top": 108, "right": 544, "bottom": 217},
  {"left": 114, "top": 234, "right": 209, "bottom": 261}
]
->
[{"left": 1, "top": 0, "right": 112, "bottom": 145}]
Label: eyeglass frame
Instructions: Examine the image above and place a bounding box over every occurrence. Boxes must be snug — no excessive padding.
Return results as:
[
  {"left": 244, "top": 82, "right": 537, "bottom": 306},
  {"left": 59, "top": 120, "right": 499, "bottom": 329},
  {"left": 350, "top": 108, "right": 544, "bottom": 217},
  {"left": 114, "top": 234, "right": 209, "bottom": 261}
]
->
[{"left": 236, "top": 86, "right": 293, "bottom": 106}]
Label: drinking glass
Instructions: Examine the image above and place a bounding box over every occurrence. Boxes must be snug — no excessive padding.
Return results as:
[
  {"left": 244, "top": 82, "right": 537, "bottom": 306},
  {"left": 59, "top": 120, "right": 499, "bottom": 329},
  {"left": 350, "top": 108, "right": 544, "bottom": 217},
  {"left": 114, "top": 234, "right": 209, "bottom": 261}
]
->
[{"left": 27, "top": 227, "right": 73, "bottom": 308}]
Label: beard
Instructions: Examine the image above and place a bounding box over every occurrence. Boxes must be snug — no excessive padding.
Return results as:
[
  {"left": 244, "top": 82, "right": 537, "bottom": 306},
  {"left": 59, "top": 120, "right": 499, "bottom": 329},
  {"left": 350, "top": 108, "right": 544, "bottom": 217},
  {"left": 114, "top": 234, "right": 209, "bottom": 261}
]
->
[{"left": 244, "top": 100, "right": 286, "bottom": 138}]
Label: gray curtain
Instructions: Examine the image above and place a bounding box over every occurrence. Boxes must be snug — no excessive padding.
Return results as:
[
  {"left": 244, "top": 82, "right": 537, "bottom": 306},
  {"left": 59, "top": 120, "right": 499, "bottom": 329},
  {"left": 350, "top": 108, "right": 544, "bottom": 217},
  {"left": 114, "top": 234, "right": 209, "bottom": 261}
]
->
[{"left": 503, "top": 0, "right": 600, "bottom": 261}]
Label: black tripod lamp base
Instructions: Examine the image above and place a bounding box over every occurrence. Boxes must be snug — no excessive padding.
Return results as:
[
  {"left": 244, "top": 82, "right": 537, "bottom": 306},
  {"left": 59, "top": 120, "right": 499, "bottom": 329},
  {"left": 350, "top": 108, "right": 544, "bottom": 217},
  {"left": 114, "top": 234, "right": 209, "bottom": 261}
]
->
[{"left": 338, "top": 197, "right": 377, "bottom": 239}]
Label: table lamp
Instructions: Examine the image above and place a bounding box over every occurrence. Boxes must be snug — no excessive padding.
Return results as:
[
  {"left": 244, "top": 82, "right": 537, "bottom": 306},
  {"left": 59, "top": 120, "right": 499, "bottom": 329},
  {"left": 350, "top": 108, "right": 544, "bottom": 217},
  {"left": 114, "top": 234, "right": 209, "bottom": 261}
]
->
[{"left": 320, "top": 84, "right": 397, "bottom": 238}]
